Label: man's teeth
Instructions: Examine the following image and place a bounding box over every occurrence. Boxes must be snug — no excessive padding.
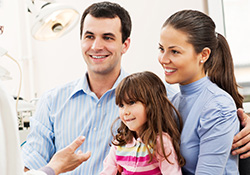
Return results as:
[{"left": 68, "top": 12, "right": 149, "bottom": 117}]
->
[
  {"left": 92, "top": 55, "right": 106, "bottom": 59},
  {"left": 165, "top": 69, "right": 175, "bottom": 73}
]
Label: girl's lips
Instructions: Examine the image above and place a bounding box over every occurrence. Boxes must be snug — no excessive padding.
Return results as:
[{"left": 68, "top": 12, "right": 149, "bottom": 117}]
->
[{"left": 125, "top": 118, "right": 136, "bottom": 122}]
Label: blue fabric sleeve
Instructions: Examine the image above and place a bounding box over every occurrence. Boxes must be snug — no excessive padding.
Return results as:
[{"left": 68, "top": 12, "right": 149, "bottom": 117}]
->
[
  {"left": 22, "top": 92, "right": 56, "bottom": 169},
  {"left": 196, "top": 95, "right": 239, "bottom": 174}
]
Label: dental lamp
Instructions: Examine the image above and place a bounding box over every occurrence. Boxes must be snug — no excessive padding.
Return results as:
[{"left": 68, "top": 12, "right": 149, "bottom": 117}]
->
[{"left": 28, "top": 0, "right": 80, "bottom": 40}]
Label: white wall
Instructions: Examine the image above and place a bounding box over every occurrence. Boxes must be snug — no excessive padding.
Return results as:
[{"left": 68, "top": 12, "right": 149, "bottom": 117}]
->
[{"left": 0, "top": 0, "right": 206, "bottom": 101}]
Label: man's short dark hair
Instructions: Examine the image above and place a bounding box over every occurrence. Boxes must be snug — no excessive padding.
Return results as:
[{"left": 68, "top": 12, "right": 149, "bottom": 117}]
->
[{"left": 80, "top": 1, "right": 132, "bottom": 43}]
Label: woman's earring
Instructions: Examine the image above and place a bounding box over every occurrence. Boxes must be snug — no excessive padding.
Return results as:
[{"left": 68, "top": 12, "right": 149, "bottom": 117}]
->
[{"left": 200, "top": 60, "right": 204, "bottom": 63}]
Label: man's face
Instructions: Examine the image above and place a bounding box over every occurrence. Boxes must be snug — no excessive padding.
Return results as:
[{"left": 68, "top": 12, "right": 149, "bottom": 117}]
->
[{"left": 81, "top": 15, "right": 130, "bottom": 76}]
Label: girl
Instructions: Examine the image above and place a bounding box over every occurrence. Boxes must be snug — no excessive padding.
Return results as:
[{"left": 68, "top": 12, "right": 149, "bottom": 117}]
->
[
  {"left": 100, "top": 71, "right": 185, "bottom": 174},
  {"left": 158, "top": 10, "right": 243, "bottom": 174}
]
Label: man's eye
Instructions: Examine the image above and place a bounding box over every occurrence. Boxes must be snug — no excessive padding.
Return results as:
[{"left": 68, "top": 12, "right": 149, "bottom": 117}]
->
[
  {"left": 85, "top": 35, "right": 93, "bottom": 39},
  {"left": 104, "top": 36, "right": 113, "bottom": 40}
]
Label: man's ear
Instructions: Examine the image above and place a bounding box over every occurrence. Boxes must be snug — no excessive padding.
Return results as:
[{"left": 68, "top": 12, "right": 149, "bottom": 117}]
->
[{"left": 121, "top": 37, "right": 131, "bottom": 54}]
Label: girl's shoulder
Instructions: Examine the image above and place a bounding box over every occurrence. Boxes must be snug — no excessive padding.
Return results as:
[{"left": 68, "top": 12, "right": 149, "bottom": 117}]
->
[{"left": 156, "top": 132, "right": 174, "bottom": 147}]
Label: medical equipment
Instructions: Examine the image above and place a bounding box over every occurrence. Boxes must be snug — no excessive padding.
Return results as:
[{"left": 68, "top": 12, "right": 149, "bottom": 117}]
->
[{"left": 28, "top": 0, "right": 79, "bottom": 40}]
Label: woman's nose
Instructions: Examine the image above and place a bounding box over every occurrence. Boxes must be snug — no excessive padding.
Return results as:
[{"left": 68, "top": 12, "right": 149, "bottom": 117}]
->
[{"left": 158, "top": 53, "right": 170, "bottom": 64}]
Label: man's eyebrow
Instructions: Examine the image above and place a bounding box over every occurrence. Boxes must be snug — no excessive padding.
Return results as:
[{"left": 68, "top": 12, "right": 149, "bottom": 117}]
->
[
  {"left": 84, "top": 31, "right": 94, "bottom": 35},
  {"left": 103, "top": 33, "right": 116, "bottom": 37}
]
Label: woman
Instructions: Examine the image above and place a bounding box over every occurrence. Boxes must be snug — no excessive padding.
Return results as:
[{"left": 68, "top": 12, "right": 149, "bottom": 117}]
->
[{"left": 158, "top": 10, "right": 243, "bottom": 174}]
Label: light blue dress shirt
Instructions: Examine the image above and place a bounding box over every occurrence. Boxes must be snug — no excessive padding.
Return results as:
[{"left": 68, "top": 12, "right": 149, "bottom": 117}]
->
[
  {"left": 22, "top": 69, "right": 128, "bottom": 174},
  {"left": 171, "top": 77, "right": 239, "bottom": 175},
  {"left": 21, "top": 69, "right": 177, "bottom": 175}
]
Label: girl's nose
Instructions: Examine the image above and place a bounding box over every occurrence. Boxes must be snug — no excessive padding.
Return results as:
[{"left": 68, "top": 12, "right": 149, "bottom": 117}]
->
[{"left": 123, "top": 107, "right": 130, "bottom": 116}]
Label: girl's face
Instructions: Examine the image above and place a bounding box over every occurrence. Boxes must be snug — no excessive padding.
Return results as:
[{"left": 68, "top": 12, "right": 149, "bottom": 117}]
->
[
  {"left": 119, "top": 100, "right": 147, "bottom": 135},
  {"left": 158, "top": 25, "right": 205, "bottom": 85}
]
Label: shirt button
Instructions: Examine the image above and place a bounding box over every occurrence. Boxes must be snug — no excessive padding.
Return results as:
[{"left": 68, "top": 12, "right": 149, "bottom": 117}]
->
[
  {"left": 94, "top": 127, "right": 97, "bottom": 131},
  {"left": 97, "top": 104, "right": 101, "bottom": 108}
]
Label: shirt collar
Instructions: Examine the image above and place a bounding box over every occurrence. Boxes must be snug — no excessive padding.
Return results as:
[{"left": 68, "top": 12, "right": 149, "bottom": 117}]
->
[
  {"left": 126, "top": 137, "right": 142, "bottom": 148},
  {"left": 69, "top": 68, "right": 128, "bottom": 98}
]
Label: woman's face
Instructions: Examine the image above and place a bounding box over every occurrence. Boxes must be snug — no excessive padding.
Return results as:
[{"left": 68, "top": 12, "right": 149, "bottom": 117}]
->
[{"left": 158, "top": 25, "right": 205, "bottom": 85}]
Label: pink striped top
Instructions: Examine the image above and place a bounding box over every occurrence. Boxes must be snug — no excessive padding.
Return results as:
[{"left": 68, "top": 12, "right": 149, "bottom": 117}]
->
[{"left": 100, "top": 133, "right": 182, "bottom": 175}]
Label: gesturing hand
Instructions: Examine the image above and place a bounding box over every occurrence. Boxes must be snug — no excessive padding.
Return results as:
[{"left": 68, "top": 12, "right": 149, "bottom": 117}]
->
[{"left": 47, "top": 136, "right": 91, "bottom": 175}]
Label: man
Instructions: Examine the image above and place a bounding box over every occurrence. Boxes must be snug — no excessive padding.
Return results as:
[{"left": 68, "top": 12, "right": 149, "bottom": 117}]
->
[
  {"left": 22, "top": 1, "right": 250, "bottom": 174},
  {"left": 22, "top": 2, "right": 132, "bottom": 174}
]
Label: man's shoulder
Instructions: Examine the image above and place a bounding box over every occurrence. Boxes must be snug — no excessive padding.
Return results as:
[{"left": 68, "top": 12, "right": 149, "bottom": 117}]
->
[{"left": 42, "top": 77, "right": 83, "bottom": 100}]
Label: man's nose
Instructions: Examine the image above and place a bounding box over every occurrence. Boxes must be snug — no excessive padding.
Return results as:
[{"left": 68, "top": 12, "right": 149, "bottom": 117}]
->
[{"left": 91, "top": 38, "right": 104, "bottom": 50}]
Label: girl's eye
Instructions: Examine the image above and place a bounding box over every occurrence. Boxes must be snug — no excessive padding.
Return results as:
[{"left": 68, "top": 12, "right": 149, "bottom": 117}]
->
[
  {"left": 119, "top": 103, "right": 124, "bottom": 108},
  {"left": 129, "top": 101, "right": 135, "bottom": 105}
]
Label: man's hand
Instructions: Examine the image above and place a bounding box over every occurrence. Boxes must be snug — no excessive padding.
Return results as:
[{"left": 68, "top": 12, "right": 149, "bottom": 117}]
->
[
  {"left": 232, "top": 108, "right": 250, "bottom": 159},
  {"left": 47, "top": 136, "right": 91, "bottom": 175}
]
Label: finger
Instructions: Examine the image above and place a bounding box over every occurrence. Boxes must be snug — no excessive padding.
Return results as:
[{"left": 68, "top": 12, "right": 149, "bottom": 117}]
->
[
  {"left": 240, "top": 150, "right": 250, "bottom": 159},
  {"left": 232, "top": 141, "right": 250, "bottom": 155},
  {"left": 79, "top": 151, "right": 91, "bottom": 162},
  {"left": 237, "top": 108, "right": 246, "bottom": 126},
  {"left": 77, "top": 150, "right": 83, "bottom": 154},
  {"left": 233, "top": 134, "right": 249, "bottom": 149},
  {"left": 117, "top": 165, "right": 123, "bottom": 173},
  {"left": 68, "top": 136, "right": 86, "bottom": 151},
  {"left": 233, "top": 128, "right": 249, "bottom": 144}
]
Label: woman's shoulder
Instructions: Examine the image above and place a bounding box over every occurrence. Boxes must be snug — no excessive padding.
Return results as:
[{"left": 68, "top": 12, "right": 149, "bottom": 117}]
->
[
  {"left": 199, "top": 82, "right": 238, "bottom": 123},
  {"left": 206, "top": 83, "right": 236, "bottom": 107}
]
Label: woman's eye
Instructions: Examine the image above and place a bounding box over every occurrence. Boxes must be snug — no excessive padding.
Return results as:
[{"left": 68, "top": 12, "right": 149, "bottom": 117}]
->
[
  {"left": 158, "top": 46, "right": 164, "bottom": 52},
  {"left": 171, "top": 50, "right": 180, "bottom": 54}
]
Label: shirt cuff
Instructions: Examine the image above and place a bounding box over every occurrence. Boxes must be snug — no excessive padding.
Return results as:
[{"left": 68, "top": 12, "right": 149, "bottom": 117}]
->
[{"left": 39, "top": 166, "right": 55, "bottom": 175}]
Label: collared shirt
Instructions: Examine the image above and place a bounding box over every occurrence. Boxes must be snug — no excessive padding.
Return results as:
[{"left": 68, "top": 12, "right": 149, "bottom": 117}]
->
[
  {"left": 171, "top": 77, "right": 239, "bottom": 175},
  {"left": 100, "top": 133, "right": 182, "bottom": 175},
  {"left": 22, "top": 69, "right": 128, "bottom": 175},
  {"left": 22, "top": 69, "right": 177, "bottom": 175}
]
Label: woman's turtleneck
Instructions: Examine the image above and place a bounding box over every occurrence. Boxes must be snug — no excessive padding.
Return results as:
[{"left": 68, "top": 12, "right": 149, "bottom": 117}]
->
[{"left": 179, "top": 76, "right": 209, "bottom": 96}]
